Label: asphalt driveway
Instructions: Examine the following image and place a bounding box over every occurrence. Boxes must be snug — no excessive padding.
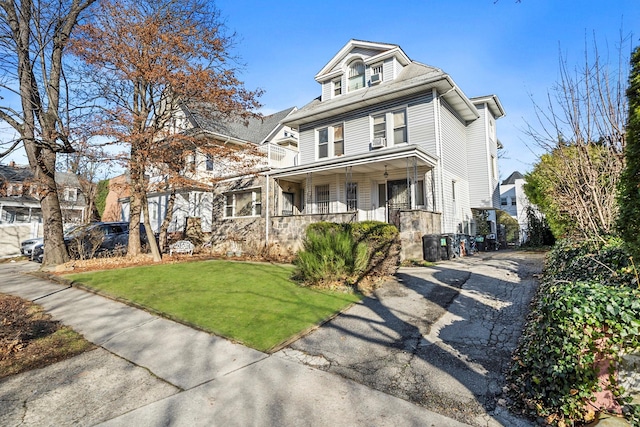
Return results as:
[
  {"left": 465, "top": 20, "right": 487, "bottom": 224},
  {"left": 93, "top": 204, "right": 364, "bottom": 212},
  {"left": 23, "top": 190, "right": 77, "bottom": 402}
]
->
[{"left": 278, "top": 251, "right": 545, "bottom": 427}]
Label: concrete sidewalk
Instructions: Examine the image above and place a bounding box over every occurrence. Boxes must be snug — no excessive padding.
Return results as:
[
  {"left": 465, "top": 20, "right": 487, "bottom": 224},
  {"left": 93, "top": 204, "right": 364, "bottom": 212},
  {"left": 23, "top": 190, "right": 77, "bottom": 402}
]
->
[{"left": 0, "top": 260, "right": 470, "bottom": 427}]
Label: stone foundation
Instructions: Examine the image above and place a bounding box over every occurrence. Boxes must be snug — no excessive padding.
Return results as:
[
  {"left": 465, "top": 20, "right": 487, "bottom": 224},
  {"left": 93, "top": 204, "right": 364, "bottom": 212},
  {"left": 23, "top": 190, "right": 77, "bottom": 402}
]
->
[{"left": 399, "top": 210, "right": 441, "bottom": 261}]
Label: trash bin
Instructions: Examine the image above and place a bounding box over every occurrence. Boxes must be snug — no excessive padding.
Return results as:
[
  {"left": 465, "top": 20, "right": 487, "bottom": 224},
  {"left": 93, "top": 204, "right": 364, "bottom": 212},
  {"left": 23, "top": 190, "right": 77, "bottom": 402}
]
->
[
  {"left": 475, "top": 235, "right": 485, "bottom": 252},
  {"left": 422, "top": 234, "right": 440, "bottom": 262},
  {"left": 440, "top": 235, "right": 452, "bottom": 260}
]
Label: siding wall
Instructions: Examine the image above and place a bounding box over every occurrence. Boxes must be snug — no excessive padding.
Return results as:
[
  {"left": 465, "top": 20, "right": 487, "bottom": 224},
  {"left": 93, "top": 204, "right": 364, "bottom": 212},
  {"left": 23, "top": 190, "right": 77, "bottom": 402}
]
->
[
  {"left": 467, "top": 103, "right": 501, "bottom": 208},
  {"left": 298, "top": 92, "right": 435, "bottom": 165}
]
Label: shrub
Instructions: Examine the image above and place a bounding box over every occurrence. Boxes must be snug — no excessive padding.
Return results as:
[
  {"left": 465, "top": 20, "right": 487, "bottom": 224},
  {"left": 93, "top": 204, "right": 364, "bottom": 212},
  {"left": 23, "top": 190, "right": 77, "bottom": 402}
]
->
[
  {"left": 294, "top": 221, "right": 399, "bottom": 290},
  {"left": 545, "top": 237, "right": 637, "bottom": 288},
  {"left": 508, "top": 237, "right": 640, "bottom": 425}
]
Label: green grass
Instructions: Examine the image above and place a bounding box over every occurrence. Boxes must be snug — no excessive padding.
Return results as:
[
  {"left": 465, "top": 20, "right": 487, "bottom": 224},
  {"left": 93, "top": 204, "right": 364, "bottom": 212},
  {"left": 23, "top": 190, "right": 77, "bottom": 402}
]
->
[{"left": 66, "top": 260, "right": 361, "bottom": 352}]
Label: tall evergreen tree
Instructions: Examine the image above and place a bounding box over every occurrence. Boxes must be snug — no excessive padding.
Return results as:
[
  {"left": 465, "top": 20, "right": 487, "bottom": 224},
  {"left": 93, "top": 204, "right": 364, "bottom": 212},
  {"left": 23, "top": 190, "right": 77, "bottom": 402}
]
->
[{"left": 617, "top": 46, "right": 640, "bottom": 257}]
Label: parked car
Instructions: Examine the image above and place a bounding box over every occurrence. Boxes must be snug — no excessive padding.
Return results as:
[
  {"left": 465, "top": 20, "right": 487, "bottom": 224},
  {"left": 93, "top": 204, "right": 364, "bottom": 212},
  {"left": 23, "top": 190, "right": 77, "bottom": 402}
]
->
[
  {"left": 31, "top": 222, "right": 149, "bottom": 263},
  {"left": 20, "top": 237, "right": 43, "bottom": 257}
]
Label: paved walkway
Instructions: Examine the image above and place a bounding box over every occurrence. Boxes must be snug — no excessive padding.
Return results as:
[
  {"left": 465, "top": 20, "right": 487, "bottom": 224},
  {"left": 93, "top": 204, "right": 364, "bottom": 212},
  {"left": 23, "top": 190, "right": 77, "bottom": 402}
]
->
[{"left": 0, "top": 260, "right": 469, "bottom": 427}]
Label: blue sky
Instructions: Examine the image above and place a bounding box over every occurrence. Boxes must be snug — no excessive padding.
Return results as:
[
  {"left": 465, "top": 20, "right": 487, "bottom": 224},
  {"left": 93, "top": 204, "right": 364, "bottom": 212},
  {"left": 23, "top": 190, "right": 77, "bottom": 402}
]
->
[
  {"left": 2, "top": 0, "right": 639, "bottom": 179},
  {"left": 214, "top": 0, "right": 640, "bottom": 178}
]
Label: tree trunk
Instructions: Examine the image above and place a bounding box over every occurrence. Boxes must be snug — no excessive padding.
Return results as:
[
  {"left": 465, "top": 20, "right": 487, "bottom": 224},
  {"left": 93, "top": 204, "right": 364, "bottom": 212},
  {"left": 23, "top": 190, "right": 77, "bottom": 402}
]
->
[
  {"left": 141, "top": 193, "right": 162, "bottom": 261},
  {"left": 127, "top": 158, "right": 144, "bottom": 256},
  {"left": 158, "top": 188, "right": 176, "bottom": 253},
  {"left": 38, "top": 150, "right": 70, "bottom": 266}
]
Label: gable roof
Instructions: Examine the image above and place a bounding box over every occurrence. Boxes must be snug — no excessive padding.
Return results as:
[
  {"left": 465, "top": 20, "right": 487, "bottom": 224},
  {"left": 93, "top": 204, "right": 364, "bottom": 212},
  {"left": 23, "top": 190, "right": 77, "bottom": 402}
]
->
[
  {"left": 315, "top": 39, "right": 410, "bottom": 82},
  {"left": 502, "top": 171, "right": 524, "bottom": 185},
  {"left": 285, "top": 61, "right": 479, "bottom": 127},
  {"left": 183, "top": 105, "right": 297, "bottom": 145}
]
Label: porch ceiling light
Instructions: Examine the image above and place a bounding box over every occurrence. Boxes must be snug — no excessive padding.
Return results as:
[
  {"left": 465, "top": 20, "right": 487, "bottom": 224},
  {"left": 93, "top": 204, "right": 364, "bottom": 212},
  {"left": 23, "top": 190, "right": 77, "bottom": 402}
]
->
[{"left": 384, "top": 165, "right": 388, "bottom": 178}]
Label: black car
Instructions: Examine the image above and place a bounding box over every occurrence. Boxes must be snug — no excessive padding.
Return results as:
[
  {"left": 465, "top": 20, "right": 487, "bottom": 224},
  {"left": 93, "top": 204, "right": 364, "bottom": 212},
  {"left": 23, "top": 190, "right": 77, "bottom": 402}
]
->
[{"left": 32, "top": 222, "right": 149, "bottom": 262}]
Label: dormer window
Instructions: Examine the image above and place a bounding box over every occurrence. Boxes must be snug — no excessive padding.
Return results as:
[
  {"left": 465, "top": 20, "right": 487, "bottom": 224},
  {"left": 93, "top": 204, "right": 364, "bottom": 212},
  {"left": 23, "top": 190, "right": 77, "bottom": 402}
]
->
[
  {"left": 371, "top": 63, "right": 383, "bottom": 84},
  {"left": 333, "top": 78, "right": 342, "bottom": 97},
  {"left": 348, "top": 60, "right": 365, "bottom": 92}
]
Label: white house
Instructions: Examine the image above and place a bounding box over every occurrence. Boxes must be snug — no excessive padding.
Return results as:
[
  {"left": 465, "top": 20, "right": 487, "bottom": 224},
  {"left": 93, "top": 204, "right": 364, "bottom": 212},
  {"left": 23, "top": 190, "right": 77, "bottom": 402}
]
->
[
  {"left": 500, "top": 171, "right": 530, "bottom": 244},
  {"left": 118, "top": 106, "right": 299, "bottom": 236}
]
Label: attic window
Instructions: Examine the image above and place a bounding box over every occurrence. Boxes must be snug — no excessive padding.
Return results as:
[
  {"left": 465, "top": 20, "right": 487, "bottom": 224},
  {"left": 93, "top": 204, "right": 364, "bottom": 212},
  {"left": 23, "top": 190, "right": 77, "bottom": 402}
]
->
[
  {"left": 333, "top": 78, "right": 342, "bottom": 97},
  {"left": 348, "top": 60, "right": 365, "bottom": 92}
]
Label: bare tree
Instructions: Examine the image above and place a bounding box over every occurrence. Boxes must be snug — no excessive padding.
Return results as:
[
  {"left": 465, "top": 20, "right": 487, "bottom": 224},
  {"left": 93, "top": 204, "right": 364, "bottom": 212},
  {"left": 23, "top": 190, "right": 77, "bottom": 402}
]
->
[
  {"left": 523, "top": 35, "right": 630, "bottom": 239},
  {"left": 0, "top": 0, "right": 96, "bottom": 265},
  {"left": 71, "top": 0, "right": 262, "bottom": 261}
]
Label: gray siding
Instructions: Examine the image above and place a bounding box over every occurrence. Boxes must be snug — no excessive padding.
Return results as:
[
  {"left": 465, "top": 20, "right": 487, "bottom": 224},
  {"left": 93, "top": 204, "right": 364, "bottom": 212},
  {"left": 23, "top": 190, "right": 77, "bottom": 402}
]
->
[
  {"left": 407, "top": 93, "right": 436, "bottom": 157},
  {"left": 297, "top": 93, "right": 436, "bottom": 166},
  {"left": 466, "top": 104, "right": 494, "bottom": 208},
  {"left": 440, "top": 102, "right": 468, "bottom": 179}
]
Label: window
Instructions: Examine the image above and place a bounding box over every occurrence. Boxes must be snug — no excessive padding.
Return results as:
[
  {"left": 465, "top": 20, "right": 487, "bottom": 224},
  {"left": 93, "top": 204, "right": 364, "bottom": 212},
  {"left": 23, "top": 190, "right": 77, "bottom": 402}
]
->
[
  {"left": 415, "top": 180, "right": 425, "bottom": 206},
  {"left": 64, "top": 188, "right": 78, "bottom": 202},
  {"left": 318, "top": 128, "right": 329, "bottom": 158},
  {"left": 316, "top": 184, "right": 330, "bottom": 214},
  {"left": 348, "top": 60, "right": 365, "bottom": 92},
  {"left": 346, "top": 183, "right": 357, "bottom": 211},
  {"left": 501, "top": 197, "right": 507, "bottom": 206},
  {"left": 373, "top": 114, "right": 386, "bottom": 140},
  {"left": 317, "top": 124, "right": 344, "bottom": 159},
  {"left": 333, "top": 79, "right": 342, "bottom": 97},
  {"left": 205, "top": 154, "right": 214, "bottom": 171},
  {"left": 511, "top": 198, "right": 517, "bottom": 206},
  {"left": 393, "top": 111, "right": 407, "bottom": 144},
  {"left": 372, "top": 109, "right": 407, "bottom": 145},
  {"left": 452, "top": 181, "right": 456, "bottom": 201},
  {"left": 372, "top": 64, "right": 383, "bottom": 78},
  {"left": 224, "top": 189, "right": 262, "bottom": 217},
  {"left": 334, "top": 124, "right": 344, "bottom": 156}
]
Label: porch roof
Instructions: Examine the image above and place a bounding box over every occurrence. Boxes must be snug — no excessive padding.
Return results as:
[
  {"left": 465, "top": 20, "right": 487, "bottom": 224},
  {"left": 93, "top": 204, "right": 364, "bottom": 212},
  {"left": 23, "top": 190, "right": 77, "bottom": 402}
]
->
[{"left": 269, "top": 144, "right": 438, "bottom": 182}]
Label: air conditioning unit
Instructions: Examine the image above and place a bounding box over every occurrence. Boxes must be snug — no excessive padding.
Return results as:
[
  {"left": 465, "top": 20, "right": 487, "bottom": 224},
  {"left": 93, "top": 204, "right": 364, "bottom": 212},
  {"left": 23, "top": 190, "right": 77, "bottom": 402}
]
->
[
  {"left": 371, "top": 137, "right": 386, "bottom": 148},
  {"left": 370, "top": 73, "right": 381, "bottom": 85}
]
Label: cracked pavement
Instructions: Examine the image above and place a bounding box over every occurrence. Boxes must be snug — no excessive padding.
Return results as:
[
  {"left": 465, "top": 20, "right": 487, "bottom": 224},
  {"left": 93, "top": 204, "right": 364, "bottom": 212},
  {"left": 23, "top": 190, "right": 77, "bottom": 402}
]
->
[{"left": 277, "top": 251, "right": 545, "bottom": 427}]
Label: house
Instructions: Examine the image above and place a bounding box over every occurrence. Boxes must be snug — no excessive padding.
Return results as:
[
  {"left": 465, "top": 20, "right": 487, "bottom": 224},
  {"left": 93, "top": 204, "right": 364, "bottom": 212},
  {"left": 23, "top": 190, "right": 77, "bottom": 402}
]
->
[
  {"left": 0, "top": 162, "right": 89, "bottom": 224},
  {"left": 212, "top": 39, "right": 504, "bottom": 259},
  {"left": 500, "top": 171, "right": 531, "bottom": 244},
  {"left": 0, "top": 161, "right": 90, "bottom": 256},
  {"left": 116, "top": 106, "right": 300, "bottom": 239}
]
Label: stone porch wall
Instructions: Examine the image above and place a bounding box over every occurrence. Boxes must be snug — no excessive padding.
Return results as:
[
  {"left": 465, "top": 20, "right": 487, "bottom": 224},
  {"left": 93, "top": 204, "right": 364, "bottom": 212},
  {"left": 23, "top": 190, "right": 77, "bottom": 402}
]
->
[
  {"left": 399, "top": 210, "right": 442, "bottom": 261},
  {"left": 270, "top": 212, "right": 358, "bottom": 254}
]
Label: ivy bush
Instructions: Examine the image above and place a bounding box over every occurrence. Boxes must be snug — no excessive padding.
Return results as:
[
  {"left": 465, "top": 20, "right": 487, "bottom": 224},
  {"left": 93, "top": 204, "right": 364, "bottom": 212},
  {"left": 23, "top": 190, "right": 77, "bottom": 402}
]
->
[
  {"left": 508, "top": 237, "right": 640, "bottom": 425},
  {"left": 294, "top": 221, "right": 399, "bottom": 290}
]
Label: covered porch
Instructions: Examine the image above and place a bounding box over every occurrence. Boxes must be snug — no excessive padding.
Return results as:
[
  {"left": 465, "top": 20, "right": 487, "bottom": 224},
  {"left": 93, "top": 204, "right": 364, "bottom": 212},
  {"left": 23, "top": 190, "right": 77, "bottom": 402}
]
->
[
  {"left": 269, "top": 144, "right": 439, "bottom": 228},
  {"left": 267, "top": 145, "right": 442, "bottom": 260}
]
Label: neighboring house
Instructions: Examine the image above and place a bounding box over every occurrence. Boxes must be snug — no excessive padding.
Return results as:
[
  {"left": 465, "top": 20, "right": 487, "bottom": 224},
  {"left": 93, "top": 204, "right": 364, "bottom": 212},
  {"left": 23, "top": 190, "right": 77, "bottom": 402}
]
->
[
  {"left": 500, "top": 171, "right": 531, "bottom": 244},
  {"left": 116, "top": 106, "right": 299, "bottom": 236},
  {"left": 0, "top": 162, "right": 89, "bottom": 224}
]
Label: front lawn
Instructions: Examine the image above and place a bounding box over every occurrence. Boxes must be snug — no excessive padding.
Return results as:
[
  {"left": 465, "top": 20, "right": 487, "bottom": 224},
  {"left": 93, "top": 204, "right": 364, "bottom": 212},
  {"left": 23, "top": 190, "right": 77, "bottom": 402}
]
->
[{"left": 66, "top": 260, "right": 360, "bottom": 352}]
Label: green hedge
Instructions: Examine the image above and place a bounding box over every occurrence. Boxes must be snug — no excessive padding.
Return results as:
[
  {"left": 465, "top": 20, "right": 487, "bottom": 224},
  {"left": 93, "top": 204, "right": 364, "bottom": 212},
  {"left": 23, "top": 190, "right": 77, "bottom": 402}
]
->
[{"left": 508, "top": 238, "right": 640, "bottom": 425}]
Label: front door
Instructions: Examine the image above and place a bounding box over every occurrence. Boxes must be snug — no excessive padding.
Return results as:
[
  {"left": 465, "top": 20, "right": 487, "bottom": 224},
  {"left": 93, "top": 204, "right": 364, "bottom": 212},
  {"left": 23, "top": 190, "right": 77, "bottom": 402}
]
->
[{"left": 387, "top": 179, "right": 409, "bottom": 228}]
